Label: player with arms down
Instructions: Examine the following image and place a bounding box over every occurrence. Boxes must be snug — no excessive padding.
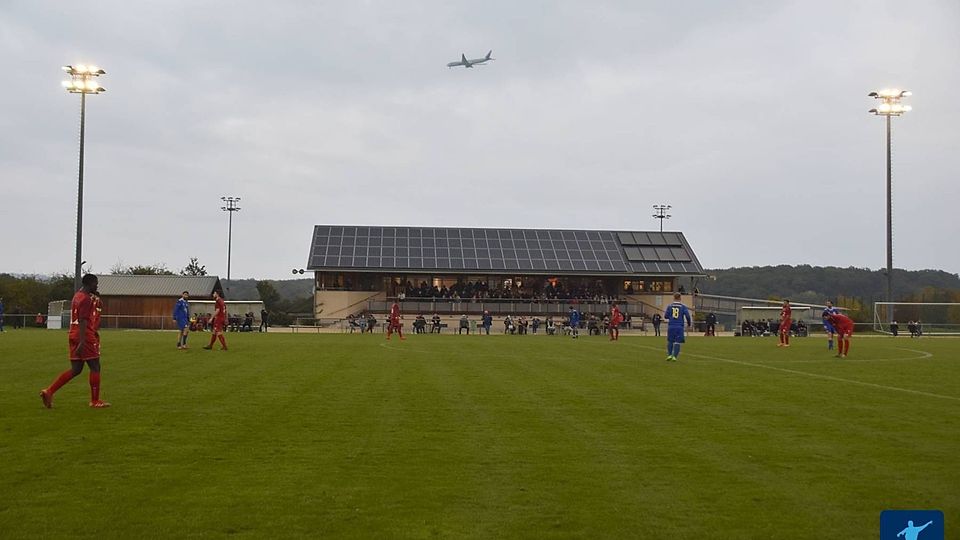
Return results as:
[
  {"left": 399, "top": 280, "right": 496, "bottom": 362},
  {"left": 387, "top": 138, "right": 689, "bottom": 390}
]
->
[
  {"left": 203, "top": 289, "right": 228, "bottom": 351},
  {"left": 174, "top": 290, "right": 190, "bottom": 349},
  {"left": 778, "top": 299, "right": 792, "bottom": 347},
  {"left": 40, "top": 274, "right": 110, "bottom": 408},
  {"left": 386, "top": 301, "right": 405, "bottom": 340},
  {"left": 609, "top": 303, "right": 624, "bottom": 341},
  {"left": 664, "top": 292, "right": 692, "bottom": 362}
]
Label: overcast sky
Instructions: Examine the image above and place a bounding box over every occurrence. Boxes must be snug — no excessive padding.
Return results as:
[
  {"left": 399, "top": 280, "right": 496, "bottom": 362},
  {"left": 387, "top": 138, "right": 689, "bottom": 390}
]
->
[{"left": 3, "top": 0, "right": 959, "bottom": 280}]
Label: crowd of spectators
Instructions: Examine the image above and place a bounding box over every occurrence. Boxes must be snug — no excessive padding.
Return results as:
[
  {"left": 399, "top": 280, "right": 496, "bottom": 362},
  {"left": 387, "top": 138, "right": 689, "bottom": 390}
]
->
[
  {"left": 399, "top": 279, "right": 623, "bottom": 303},
  {"left": 740, "top": 319, "right": 807, "bottom": 337}
]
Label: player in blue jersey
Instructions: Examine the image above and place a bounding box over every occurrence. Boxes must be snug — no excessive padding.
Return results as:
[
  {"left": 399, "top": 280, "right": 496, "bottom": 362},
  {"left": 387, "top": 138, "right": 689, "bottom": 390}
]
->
[
  {"left": 173, "top": 291, "right": 191, "bottom": 349},
  {"left": 664, "top": 293, "right": 692, "bottom": 361},
  {"left": 568, "top": 306, "right": 581, "bottom": 339},
  {"left": 822, "top": 300, "right": 838, "bottom": 351}
]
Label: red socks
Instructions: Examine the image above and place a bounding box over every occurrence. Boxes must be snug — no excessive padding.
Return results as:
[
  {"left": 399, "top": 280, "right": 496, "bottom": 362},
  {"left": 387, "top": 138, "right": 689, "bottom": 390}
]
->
[
  {"left": 89, "top": 372, "right": 101, "bottom": 402},
  {"left": 218, "top": 334, "right": 227, "bottom": 349},
  {"left": 47, "top": 369, "right": 76, "bottom": 395},
  {"left": 208, "top": 334, "right": 217, "bottom": 347}
]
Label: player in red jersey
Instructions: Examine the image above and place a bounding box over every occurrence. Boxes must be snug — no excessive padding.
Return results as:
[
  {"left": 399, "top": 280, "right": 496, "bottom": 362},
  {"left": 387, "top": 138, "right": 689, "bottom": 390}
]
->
[
  {"left": 386, "top": 301, "right": 405, "bottom": 340},
  {"left": 609, "top": 303, "right": 624, "bottom": 341},
  {"left": 40, "top": 274, "right": 110, "bottom": 408},
  {"left": 824, "top": 311, "right": 855, "bottom": 358},
  {"left": 203, "top": 289, "right": 228, "bottom": 350},
  {"left": 777, "top": 299, "right": 792, "bottom": 347}
]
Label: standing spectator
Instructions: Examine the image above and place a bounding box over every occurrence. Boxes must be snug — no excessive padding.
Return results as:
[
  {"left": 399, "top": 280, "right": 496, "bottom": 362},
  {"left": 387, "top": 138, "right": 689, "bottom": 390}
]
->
[
  {"left": 705, "top": 312, "right": 717, "bottom": 336},
  {"left": 459, "top": 314, "right": 470, "bottom": 335},
  {"left": 36, "top": 313, "right": 46, "bottom": 327},
  {"left": 481, "top": 311, "right": 492, "bottom": 335},
  {"left": 531, "top": 317, "right": 541, "bottom": 334},
  {"left": 431, "top": 313, "right": 442, "bottom": 333},
  {"left": 652, "top": 312, "right": 662, "bottom": 336},
  {"left": 367, "top": 313, "right": 377, "bottom": 333},
  {"left": 260, "top": 308, "right": 270, "bottom": 332},
  {"left": 890, "top": 320, "right": 899, "bottom": 337}
]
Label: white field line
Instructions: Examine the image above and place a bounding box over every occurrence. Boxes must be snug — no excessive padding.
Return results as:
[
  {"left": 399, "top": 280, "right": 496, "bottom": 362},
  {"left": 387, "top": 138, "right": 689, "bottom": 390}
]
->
[{"left": 632, "top": 344, "right": 960, "bottom": 402}]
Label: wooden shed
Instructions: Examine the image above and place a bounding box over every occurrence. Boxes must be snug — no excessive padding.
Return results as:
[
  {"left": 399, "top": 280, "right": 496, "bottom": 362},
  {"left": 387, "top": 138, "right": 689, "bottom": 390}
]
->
[{"left": 96, "top": 275, "right": 223, "bottom": 329}]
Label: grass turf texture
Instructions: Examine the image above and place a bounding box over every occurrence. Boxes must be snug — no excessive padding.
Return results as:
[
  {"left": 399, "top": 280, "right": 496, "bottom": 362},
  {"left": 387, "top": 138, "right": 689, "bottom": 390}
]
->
[{"left": 0, "top": 331, "right": 957, "bottom": 539}]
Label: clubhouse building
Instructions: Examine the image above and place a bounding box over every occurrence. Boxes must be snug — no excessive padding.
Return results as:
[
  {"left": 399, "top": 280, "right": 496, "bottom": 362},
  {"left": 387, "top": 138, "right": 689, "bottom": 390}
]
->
[{"left": 306, "top": 225, "right": 705, "bottom": 320}]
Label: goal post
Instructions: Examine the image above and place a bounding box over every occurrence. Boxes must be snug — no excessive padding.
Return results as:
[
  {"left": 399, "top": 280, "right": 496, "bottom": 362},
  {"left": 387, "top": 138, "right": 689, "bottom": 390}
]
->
[{"left": 874, "top": 302, "right": 960, "bottom": 335}]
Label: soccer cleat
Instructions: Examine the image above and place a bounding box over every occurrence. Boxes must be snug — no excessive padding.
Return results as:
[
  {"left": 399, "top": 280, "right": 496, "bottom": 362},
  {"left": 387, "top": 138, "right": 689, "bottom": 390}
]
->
[
  {"left": 666, "top": 355, "right": 674, "bottom": 362},
  {"left": 202, "top": 345, "right": 213, "bottom": 350},
  {"left": 89, "top": 400, "right": 111, "bottom": 408},
  {"left": 40, "top": 389, "right": 53, "bottom": 409}
]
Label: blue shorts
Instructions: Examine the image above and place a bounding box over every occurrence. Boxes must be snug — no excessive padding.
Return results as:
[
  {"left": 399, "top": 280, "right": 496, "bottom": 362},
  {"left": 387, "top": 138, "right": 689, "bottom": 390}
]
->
[
  {"left": 823, "top": 322, "right": 836, "bottom": 334},
  {"left": 667, "top": 327, "right": 685, "bottom": 344},
  {"left": 176, "top": 319, "right": 190, "bottom": 331}
]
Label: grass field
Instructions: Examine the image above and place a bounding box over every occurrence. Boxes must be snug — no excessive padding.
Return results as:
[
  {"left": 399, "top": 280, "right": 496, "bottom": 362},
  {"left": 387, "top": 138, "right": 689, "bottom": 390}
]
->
[{"left": 0, "top": 330, "right": 957, "bottom": 539}]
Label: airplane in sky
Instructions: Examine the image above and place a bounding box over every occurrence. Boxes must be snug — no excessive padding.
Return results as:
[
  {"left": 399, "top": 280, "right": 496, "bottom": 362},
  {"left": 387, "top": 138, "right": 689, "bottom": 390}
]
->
[{"left": 446, "top": 50, "right": 494, "bottom": 68}]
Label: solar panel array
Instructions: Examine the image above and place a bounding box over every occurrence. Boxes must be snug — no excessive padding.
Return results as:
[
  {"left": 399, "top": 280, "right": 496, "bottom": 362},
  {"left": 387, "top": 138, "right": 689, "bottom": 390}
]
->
[{"left": 308, "top": 226, "right": 703, "bottom": 275}]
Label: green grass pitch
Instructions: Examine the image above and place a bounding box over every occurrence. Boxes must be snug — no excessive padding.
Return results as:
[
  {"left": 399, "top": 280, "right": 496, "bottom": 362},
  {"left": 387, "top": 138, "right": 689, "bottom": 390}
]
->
[{"left": 0, "top": 330, "right": 957, "bottom": 538}]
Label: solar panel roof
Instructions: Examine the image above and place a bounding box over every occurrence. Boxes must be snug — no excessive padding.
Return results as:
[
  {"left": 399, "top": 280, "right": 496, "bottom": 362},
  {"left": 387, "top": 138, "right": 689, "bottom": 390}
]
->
[{"left": 306, "top": 226, "right": 704, "bottom": 276}]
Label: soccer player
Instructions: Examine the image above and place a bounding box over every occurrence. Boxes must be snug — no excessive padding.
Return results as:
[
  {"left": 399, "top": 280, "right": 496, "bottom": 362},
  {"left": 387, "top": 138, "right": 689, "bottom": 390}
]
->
[
  {"left": 664, "top": 292, "right": 692, "bottom": 361},
  {"left": 609, "top": 303, "right": 623, "bottom": 341},
  {"left": 568, "top": 306, "right": 580, "bottom": 339},
  {"left": 824, "top": 311, "right": 855, "bottom": 358},
  {"left": 203, "top": 289, "right": 228, "bottom": 350},
  {"left": 386, "top": 301, "right": 405, "bottom": 340},
  {"left": 174, "top": 290, "right": 191, "bottom": 349},
  {"left": 777, "top": 299, "right": 792, "bottom": 347},
  {"left": 40, "top": 274, "right": 110, "bottom": 408},
  {"left": 822, "top": 300, "right": 839, "bottom": 350}
]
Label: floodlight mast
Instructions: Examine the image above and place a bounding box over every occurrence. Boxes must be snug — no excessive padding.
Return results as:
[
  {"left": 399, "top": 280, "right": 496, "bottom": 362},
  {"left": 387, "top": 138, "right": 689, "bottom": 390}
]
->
[
  {"left": 652, "top": 204, "right": 672, "bottom": 232},
  {"left": 62, "top": 64, "right": 106, "bottom": 292},
  {"left": 868, "top": 89, "right": 911, "bottom": 322},
  {"left": 221, "top": 197, "right": 241, "bottom": 280}
]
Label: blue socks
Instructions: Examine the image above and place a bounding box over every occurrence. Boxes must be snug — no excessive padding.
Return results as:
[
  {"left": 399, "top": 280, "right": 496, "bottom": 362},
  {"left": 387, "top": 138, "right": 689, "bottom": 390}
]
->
[
  {"left": 828, "top": 339, "right": 833, "bottom": 350},
  {"left": 672, "top": 343, "right": 681, "bottom": 358}
]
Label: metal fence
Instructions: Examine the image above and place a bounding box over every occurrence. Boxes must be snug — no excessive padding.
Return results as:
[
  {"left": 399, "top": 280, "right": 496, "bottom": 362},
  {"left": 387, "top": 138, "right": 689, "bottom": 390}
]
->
[{"left": 368, "top": 298, "right": 636, "bottom": 317}]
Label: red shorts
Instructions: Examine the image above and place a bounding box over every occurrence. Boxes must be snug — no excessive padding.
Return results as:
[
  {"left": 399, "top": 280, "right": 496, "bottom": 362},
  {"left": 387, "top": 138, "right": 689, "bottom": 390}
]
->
[
  {"left": 836, "top": 325, "right": 854, "bottom": 337},
  {"left": 213, "top": 320, "right": 225, "bottom": 332},
  {"left": 780, "top": 321, "right": 791, "bottom": 332},
  {"left": 69, "top": 338, "right": 100, "bottom": 361},
  {"left": 389, "top": 320, "right": 401, "bottom": 330}
]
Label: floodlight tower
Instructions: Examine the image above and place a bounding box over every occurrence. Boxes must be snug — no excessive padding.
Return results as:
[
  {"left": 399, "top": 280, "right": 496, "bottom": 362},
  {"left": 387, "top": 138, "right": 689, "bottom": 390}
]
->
[
  {"left": 652, "top": 204, "right": 672, "bottom": 232},
  {"left": 62, "top": 64, "right": 106, "bottom": 292},
  {"left": 868, "top": 88, "right": 911, "bottom": 319},
  {"left": 221, "top": 197, "right": 241, "bottom": 280}
]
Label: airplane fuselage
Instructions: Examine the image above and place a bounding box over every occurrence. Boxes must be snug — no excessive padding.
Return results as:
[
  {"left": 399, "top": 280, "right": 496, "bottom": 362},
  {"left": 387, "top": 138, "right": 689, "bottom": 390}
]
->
[{"left": 446, "top": 52, "right": 494, "bottom": 68}]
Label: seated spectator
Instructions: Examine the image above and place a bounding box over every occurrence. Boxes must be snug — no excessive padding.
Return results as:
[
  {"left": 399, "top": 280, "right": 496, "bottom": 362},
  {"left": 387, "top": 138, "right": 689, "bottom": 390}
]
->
[
  {"left": 459, "top": 314, "right": 470, "bottom": 334},
  {"left": 431, "top": 313, "right": 442, "bottom": 333}
]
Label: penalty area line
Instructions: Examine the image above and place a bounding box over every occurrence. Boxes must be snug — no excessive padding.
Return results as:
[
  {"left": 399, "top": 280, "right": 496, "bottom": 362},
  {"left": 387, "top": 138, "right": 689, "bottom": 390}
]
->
[{"left": 632, "top": 344, "right": 959, "bottom": 402}]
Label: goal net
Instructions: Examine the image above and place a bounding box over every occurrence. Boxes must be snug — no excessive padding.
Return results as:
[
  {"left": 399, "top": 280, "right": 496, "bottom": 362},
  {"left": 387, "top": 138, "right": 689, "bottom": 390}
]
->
[{"left": 873, "top": 302, "right": 960, "bottom": 335}]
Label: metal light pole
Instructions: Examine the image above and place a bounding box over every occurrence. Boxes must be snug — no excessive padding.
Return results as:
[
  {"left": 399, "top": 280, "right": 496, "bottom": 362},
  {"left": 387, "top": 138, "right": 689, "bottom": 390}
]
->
[
  {"left": 868, "top": 89, "right": 911, "bottom": 321},
  {"left": 652, "top": 204, "right": 672, "bottom": 232},
  {"left": 221, "top": 197, "right": 241, "bottom": 280},
  {"left": 62, "top": 64, "right": 106, "bottom": 292}
]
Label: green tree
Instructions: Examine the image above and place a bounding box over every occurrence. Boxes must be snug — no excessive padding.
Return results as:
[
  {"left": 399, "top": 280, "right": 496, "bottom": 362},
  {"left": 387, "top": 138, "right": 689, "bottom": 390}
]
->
[
  {"left": 256, "top": 280, "right": 282, "bottom": 310},
  {"left": 180, "top": 257, "right": 207, "bottom": 276},
  {"left": 110, "top": 262, "right": 175, "bottom": 275}
]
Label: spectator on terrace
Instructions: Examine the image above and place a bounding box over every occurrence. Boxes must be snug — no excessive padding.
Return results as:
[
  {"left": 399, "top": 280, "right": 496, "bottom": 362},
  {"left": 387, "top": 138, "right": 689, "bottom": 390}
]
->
[{"left": 459, "top": 314, "right": 470, "bottom": 335}]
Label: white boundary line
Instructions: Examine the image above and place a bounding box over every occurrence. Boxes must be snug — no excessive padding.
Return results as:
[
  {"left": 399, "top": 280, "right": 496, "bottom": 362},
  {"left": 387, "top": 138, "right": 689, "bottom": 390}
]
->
[{"left": 632, "top": 344, "right": 960, "bottom": 402}]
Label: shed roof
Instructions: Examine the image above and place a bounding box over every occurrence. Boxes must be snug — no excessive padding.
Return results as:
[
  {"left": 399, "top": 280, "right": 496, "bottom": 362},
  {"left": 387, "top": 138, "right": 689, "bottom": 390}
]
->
[{"left": 96, "top": 275, "right": 222, "bottom": 297}]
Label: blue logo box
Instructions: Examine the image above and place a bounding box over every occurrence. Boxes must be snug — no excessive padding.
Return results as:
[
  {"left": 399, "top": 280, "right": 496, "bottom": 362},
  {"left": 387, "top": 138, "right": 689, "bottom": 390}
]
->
[{"left": 880, "top": 510, "right": 944, "bottom": 540}]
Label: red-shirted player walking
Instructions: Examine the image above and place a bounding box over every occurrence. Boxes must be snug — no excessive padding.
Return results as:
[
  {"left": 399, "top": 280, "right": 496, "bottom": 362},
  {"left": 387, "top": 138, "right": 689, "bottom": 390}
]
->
[
  {"left": 203, "top": 289, "right": 228, "bottom": 351},
  {"left": 825, "top": 312, "right": 855, "bottom": 358},
  {"left": 609, "top": 304, "right": 624, "bottom": 341},
  {"left": 386, "top": 302, "right": 405, "bottom": 340},
  {"left": 778, "top": 299, "right": 792, "bottom": 347},
  {"left": 40, "top": 274, "right": 110, "bottom": 408}
]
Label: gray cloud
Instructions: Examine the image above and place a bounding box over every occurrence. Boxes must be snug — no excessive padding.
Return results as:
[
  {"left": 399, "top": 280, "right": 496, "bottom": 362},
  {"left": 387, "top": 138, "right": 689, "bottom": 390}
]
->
[{"left": 2, "top": 0, "right": 958, "bottom": 279}]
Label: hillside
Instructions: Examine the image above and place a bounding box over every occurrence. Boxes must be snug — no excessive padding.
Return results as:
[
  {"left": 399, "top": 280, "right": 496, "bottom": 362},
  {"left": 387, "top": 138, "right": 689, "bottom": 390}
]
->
[{"left": 698, "top": 265, "right": 960, "bottom": 303}]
